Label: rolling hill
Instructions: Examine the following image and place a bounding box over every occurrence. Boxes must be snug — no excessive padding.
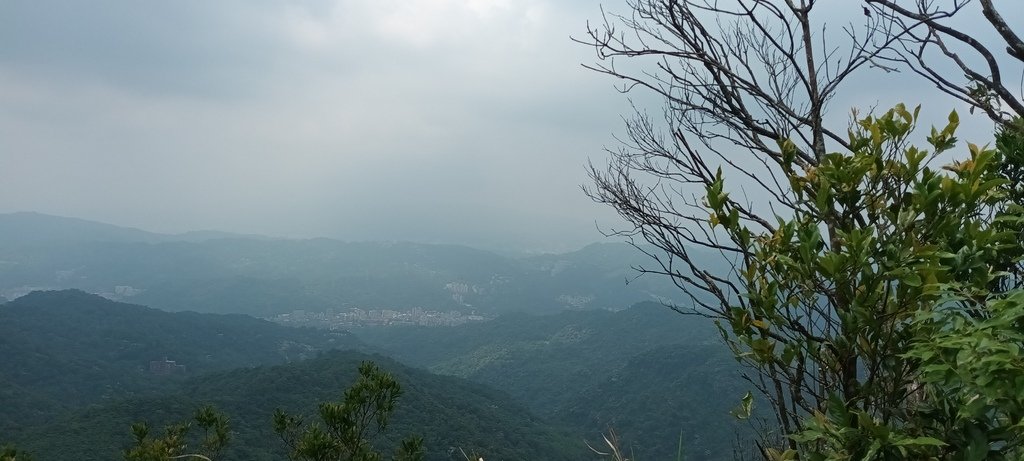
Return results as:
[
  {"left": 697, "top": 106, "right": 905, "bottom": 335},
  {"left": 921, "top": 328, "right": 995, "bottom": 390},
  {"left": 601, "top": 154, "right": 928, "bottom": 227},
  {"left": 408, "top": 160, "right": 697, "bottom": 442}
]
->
[
  {"left": 0, "top": 213, "right": 683, "bottom": 316},
  {"left": 9, "top": 351, "right": 588, "bottom": 461},
  {"left": 0, "top": 289, "right": 361, "bottom": 432},
  {"left": 351, "top": 302, "right": 756, "bottom": 460}
]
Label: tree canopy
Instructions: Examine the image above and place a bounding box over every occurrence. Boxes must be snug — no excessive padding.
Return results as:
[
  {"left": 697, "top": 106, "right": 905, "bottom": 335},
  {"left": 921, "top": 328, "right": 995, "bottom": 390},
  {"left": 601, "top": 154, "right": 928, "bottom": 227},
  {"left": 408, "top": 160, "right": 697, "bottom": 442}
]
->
[{"left": 581, "top": 0, "right": 1024, "bottom": 458}]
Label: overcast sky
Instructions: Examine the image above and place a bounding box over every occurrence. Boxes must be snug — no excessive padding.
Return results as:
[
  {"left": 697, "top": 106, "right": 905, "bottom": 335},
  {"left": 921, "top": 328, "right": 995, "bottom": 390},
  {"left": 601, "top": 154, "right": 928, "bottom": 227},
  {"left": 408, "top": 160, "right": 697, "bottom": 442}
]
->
[{"left": 0, "top": 1, "right": 1013, "bottom": 252}]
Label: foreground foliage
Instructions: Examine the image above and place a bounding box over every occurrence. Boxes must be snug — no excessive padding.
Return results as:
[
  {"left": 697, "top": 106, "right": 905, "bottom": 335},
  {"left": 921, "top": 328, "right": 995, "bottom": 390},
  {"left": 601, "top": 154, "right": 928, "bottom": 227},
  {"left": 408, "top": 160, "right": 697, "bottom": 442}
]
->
[
  {"left": 124, "top": 406, "right": 230, "bottom": 461},
  {"left": 0, "top": 446, "right": 33, "bottom": 461},
  {"left": 122, "top": 362, "right": 422, "bottom": 461},
  {"left": 708, "top": 108, "right": 1024, "bottom": 459},
  {"left": 273, "top": 361, "right": 424, "bottom": 461},
  {"left": 584, "top": 0, "right": 1024, "bottom": 457}
]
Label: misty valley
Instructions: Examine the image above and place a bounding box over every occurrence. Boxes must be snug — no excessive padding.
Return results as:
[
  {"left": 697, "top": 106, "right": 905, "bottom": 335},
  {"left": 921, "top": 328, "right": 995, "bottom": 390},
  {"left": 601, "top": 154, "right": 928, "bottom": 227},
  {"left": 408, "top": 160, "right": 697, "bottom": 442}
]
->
[
  {"left": 0, "top": 213, "right": 748, "bottom": 460},
  {"left": 5, "top": 0, "right": 1024, "bottom": 459}
]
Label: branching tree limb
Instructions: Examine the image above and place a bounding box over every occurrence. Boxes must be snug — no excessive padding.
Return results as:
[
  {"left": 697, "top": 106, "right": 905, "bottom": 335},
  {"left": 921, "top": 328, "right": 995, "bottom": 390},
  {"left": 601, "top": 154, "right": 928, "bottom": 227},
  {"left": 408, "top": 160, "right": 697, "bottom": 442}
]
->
[
  {"left": 579, "top": 0, "right": 1024, "bottom": 457},
  {"left": 866, "top": 0, "right": 1024, "bottom": 123}
]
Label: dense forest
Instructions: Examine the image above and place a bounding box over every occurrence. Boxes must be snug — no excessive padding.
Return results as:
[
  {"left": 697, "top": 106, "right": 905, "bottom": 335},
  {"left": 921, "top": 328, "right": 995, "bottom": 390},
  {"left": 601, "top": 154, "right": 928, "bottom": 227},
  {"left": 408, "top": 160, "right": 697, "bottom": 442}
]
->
[
  {"left": 12, "top": 351, "right": 587, "bottom": 461},
  {"left": 1, "top": 289, "right": 746, "bottom": 460},
  {"left": 354, "top": 303, "right": 752, "bottom": 459}
]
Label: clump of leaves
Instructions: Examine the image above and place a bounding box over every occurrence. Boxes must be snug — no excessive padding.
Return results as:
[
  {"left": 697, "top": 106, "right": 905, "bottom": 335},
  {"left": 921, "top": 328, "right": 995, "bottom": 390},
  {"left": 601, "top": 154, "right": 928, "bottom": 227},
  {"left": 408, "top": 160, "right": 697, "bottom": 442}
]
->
[
  {"left": 0, "top": 445, "right": 34, "bottom": 461},
  {"left": 274, "top": 361, "right": 424, "bottom": 461},
  {"left": 705, "top": 104, "right": 1024, "bottom": 459},
  {"left": 124, "top": 405, "right": 230, "bottom": 461}
]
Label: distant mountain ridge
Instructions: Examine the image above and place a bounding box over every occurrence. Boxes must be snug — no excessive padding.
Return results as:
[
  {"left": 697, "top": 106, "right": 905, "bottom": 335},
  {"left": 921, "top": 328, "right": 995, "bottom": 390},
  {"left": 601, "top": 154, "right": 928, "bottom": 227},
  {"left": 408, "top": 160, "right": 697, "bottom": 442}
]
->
[
  {"left": 0, "top": 212, "right": 683, "bottom": 316},
  {"left": 0, "top": 212, "right": 269, "bottom": 247},
  {"left": 0, "top": 214, "right": 755, "bottom": 460}
]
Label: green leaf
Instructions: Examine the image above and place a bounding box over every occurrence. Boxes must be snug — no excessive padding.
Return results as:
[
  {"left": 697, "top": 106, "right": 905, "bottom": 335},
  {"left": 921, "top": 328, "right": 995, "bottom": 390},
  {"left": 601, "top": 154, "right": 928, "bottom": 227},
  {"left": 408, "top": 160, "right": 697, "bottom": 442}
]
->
[
  {"left": 893, "top": 437, "right": 946, "bottom": 447},
  {"left": 730, "top": 391, "right": 754, "bottom": 420}
]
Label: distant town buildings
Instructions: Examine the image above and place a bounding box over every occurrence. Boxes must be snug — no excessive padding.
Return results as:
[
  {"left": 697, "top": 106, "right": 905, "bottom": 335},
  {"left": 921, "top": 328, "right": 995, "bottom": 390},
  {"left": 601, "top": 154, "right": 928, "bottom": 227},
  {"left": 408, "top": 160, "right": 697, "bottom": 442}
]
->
[
  {"left": 150, "top": 358, "right": 186, "bottom": 375},
  {"left": 267, "top": 306, "right": 490, "bottom": 329}
]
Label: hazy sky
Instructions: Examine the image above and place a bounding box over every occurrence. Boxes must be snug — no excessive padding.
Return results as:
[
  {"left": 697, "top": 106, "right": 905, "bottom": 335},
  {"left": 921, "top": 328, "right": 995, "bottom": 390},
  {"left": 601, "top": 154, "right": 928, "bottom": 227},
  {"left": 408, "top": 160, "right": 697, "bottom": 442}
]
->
[{"left": 0, "top": 1, "right": 1013, "bottom": 251}]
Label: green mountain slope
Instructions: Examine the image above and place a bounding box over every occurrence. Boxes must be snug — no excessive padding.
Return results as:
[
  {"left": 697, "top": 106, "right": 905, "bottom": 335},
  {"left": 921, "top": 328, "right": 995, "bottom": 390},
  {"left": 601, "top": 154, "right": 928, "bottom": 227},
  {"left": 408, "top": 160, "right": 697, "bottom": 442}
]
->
[
  {"left": 0, "top": 290, "right": 360, "bottom": 432},
  {"left": 352, "top": 302, "right": 753, "bottom": 460},
  {"left": 11, "top": 351, "right": 587, "bottom": 461},
  {"left": 559, "top": 345, "right": 753, "bottom": 460}
]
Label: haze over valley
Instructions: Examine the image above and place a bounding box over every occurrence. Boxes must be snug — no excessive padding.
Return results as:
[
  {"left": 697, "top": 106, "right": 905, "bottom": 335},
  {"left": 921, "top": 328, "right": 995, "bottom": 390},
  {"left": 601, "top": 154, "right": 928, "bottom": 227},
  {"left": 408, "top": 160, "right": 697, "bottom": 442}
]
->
[
  {"left": 5, "top": 0, "right": 1023, "bottom": 459},
  {"left": 0, "top": 212, "right": 744, "bottom": 460}
]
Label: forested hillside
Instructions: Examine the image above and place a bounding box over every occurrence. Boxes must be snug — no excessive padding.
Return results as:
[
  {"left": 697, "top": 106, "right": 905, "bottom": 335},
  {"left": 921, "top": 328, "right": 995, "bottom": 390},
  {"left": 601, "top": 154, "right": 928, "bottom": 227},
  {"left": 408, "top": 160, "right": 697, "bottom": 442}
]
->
[
  {"left": 353, "top": 302, "right": 753, "bottom": 460},
  {"left": 0, "top": 290, "right": 360, "bottom": 432},
  {"left": 1, "top": 290, "right": 752, "bottom": 461},
  {"left": 10, "top": 351, "right": 587, "bottom": 461},
  {"left": 0, "top": 290, "right": 602, "bottom": 461}
]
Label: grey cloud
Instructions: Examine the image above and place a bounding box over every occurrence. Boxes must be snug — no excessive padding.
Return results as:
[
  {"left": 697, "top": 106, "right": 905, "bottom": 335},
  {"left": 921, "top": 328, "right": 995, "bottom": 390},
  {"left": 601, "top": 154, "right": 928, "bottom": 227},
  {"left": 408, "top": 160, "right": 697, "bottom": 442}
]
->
[
  {"left": 11, "top": 0, "right": 1002, "bottom": 252},
  {"left": 0, "top": 0, "right": 626, "bottom": 251},
  {"left": 0, "top": 0, "right": 296, "bottom": 98}
]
